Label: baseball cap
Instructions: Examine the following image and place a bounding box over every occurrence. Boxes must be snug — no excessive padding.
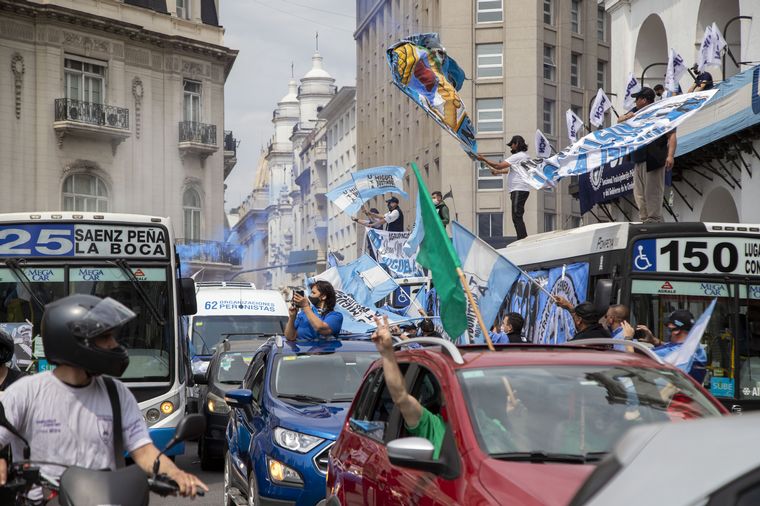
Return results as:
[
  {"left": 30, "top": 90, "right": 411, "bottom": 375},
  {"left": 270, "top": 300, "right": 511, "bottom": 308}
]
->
[
  {"left": 386, "top": 196, "right": 399, "bottom": 204},
  {"left": 631, "top": 87, "right": 656, "bottom": 102},
  {"left": 665, "top": 309, "right": 695, "bottom": 330}
]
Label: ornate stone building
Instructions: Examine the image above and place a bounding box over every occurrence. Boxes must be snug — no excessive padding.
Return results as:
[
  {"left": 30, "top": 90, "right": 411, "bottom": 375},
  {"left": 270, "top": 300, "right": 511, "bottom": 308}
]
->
[{"left": 0, "top": 0, "right": 238, "bottom": 277}]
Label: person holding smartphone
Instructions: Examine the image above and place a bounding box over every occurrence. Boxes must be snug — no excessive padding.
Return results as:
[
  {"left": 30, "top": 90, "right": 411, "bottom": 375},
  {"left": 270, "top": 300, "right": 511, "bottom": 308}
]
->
[{"left": 285, "top": 280, "right": 343, "bottom": 341}]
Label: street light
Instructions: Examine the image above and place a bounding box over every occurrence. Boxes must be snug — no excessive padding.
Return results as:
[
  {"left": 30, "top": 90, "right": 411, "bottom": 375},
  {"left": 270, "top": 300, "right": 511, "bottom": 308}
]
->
[
  {"left": 639, "top": 62, "right": 668, "bottom": 88},
  {"left": 722, "top": 16, "right": 752, "bottom": 79}
]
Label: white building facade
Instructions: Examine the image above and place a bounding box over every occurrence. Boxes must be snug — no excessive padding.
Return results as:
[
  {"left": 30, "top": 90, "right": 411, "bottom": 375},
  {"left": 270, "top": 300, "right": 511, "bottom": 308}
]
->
[
  {"left": 0, "top": 0, "right": 238, "bottom": 276},
  {"left": 605, "top": 0, "right": 760, "bottom": 223}
]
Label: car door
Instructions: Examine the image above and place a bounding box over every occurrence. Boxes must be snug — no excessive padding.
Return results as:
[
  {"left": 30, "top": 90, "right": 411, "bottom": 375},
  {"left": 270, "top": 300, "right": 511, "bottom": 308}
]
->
[
  {"left": 228, "top": 350, "right": 267, "bottom": 474},
  {"left": 374, "top": 364, "right": 460, "bottom": 505}
]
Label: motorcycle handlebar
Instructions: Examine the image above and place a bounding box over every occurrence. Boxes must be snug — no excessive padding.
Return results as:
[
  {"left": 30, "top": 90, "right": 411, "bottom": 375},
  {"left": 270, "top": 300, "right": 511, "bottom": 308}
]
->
[{"left": 148, "top": 474, "right": 205, "bottom": 498}]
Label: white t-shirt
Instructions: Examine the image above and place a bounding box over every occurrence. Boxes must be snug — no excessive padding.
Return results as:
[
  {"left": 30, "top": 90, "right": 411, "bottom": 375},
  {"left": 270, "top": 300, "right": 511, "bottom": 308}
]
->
[
  {"left": 0, "top": 371, "right": 152, "bottom": 481},
  {"left": 505, "top": 151, "right": 533, "bottom": 193},
  {"left": 384, "top": 209, "right": 400, "bottom": 223}
]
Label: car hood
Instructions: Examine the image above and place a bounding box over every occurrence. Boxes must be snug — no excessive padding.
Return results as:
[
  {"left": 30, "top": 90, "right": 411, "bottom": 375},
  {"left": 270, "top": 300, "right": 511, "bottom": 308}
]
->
[
  {"left": 479, "top": 458, "right": 595, "bottom": 506},
  {"left": 270, "top": 400, "right": 350, "bottom": 440}
]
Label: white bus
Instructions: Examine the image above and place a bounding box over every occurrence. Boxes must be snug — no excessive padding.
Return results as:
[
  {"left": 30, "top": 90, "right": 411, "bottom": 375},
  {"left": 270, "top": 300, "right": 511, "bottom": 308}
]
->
[
  {"left": 499, "top": 221, "right": 760, "bottom": 412},
  {"left": 0, "top": 212, "right": 197, "bottom": 455}
]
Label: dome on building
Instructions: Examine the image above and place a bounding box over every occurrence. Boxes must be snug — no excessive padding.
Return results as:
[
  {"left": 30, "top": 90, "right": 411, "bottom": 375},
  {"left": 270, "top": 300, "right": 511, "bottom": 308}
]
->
[
  {"left": 279, "top": 78, "right": 299, "bottom": 104},
  {"left": 302, "top": 52, "right": 333, "bottom": 80}
]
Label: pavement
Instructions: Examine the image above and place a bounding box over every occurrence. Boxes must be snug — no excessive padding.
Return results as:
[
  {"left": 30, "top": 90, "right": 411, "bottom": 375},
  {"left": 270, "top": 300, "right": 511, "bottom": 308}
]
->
[{"left": 153, "top": 442, "right": 224, "bottom": 506}]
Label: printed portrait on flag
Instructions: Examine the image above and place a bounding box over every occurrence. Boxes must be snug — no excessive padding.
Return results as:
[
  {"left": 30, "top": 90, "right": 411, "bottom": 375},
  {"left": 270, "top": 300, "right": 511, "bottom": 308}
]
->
[{"left": 366, "top": 230, "right": 423, "bottom": 278}]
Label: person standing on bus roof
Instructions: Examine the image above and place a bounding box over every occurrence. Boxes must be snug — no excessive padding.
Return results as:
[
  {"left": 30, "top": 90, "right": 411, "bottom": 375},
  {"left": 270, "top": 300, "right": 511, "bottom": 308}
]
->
[
  {"left": 366, "top": 197, "right": 404, "bottom": 232},
  {"left": 476, "top": 136, "right": 533, "bottom": 240},
  {"left": 554, "top": 297, "right": 611, "bottom": 340},
  {"left": 285, "top": 280, "right": 343, "bottom": 341},
  {"left": 617, "top": 87, "right": 677, "bottom": 223}
]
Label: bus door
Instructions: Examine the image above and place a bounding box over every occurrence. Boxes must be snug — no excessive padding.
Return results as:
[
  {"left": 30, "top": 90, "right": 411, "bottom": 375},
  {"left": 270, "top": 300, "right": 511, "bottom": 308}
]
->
[{"left": 737, "top": 283, "right": 760, "bottom": 406}]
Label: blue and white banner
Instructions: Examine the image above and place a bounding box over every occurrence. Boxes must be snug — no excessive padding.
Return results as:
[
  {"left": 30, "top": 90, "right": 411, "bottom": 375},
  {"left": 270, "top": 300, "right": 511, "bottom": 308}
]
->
[
  {"left": 578, "top": 158, "right": 636, "bottom": 215},
  {"left": 367, "top": 229, "right": 423, "bottom": 278},
  {"left": 452, "top": 221, "right": 521, "bottom": 343},
  {"left": 403, "top": 191, "right": 424, "bottom": 256},
  {"left": 622, "top": 72, "right": 641, "bottom": 110},
  {"left": 332, "top": 290, "right": 406, "bottom": 336},
  {"left": 664, "top": 298, "right": 716, "bottom": 372},
  {"left": 326, "top": 166, "right": 408, "bottom": 216},
  {"left": 513, "top": 89, "right": 718, "bottom": 190},
  {"left": 310, "top": 254, "right": 398, "bottom": 308},
  {"left": 505, "top": 263, "right": 589, "bottom": 343},
  {"left": 535, "top": 129, "right": 552, "bottom": 158}
]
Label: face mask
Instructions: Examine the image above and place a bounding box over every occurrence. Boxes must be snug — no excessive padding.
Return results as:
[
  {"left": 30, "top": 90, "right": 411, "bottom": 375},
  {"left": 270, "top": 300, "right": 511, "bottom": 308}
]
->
[{"left": 308, "top": 295, "right": 321, "bottom": 306}]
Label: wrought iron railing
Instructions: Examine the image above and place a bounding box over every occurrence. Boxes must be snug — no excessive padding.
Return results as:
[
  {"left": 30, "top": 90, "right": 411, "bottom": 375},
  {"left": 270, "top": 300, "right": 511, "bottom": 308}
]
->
[
  {"left": 176, "top": 239, "right": 242, "bottom": 265},
  {"left": 178, "top": 121, "right": 217, "bottom": 145},
  {"left": 54, "top": 98, "right": 129, "bottom": 129},
  {"left": 224, "top": 130, "right": 237, "bottom": 155}
]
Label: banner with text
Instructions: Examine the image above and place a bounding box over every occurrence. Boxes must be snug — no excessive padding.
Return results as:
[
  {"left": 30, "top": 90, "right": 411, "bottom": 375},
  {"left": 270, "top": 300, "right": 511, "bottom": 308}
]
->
[
  {"left": 578, "top": 159, "right": 635, "bottom": 215},
  {"left": 366, "top": 229, "right": 424, "bottom": 278}
]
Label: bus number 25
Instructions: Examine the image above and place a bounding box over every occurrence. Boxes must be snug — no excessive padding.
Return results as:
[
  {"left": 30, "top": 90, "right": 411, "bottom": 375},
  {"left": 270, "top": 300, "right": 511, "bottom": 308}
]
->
[
  {"left": 660, "top": 240, "right": 739, "bottom": 273},
  {"left": 0, "top": 228, "right": 74, "bottom": 255}
]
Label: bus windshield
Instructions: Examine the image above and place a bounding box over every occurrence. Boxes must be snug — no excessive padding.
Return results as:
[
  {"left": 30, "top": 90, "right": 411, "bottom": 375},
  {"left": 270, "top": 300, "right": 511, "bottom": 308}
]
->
[
  {"left": 0, "top": 266, "right": 171, "bottom": 382},
  {"left": 190, "top": 315, "right": 287, "bottom": 356}
]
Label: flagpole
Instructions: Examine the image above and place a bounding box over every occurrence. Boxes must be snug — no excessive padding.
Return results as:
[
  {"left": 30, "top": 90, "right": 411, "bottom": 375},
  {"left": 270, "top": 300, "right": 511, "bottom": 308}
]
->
[{"left": 456, "top": 267, "right": 495, "bottom": 351}]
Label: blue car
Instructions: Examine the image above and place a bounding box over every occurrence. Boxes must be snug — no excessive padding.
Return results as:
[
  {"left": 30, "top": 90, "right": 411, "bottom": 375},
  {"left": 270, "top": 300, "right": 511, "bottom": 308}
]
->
[{"left": 223, "top": 336, "right": 378, "bottom": 506}]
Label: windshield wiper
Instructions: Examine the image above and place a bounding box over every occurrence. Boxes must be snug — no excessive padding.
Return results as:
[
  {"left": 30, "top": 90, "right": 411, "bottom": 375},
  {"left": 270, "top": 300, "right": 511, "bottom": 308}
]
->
[
  {"left": 490, "top": 451, "right": 607, "bottom": 464},
  {"left": 219, "top": 380, "right": 244, "bottom": 385},
  {"left": 221, "top": 332, "right": 274, "bottom": 339},
  {"left": 277, "top": 393, "right": 329, "bottom": 404},
  {"left": 4, "top": 259, "right": 46, "bottom": 312},
  {"left": 109, "top": 259, "right": 165, "bottom": 326}
]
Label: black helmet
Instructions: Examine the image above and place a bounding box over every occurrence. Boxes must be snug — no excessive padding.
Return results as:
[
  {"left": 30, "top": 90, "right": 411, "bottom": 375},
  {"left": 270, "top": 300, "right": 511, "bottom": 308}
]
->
[
  {"left": 0, "top": 327, "right": 13, "bottom": 364},
  {"left": 41, "top": 294, "right": 136, "bottom": 377}
]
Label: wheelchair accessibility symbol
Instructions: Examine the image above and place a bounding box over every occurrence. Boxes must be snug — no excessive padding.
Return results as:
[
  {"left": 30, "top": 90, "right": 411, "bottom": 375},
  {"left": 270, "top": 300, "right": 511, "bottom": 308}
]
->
[{"left": 632, "top": 240, "right": 656, "bottom": 271}]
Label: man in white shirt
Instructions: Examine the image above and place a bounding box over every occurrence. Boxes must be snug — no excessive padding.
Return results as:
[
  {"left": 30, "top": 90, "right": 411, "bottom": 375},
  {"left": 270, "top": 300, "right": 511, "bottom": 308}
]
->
[
  {"left": 477, "top": 135, "right": 533, "bottom": 239},
  {"left": 366, "top": 197, "right": 404, "bottom": 232}
]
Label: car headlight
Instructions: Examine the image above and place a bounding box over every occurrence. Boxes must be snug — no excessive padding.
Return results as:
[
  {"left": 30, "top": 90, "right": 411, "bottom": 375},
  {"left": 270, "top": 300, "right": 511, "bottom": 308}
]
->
[
  {"left": 273, "top": 427, "right": 324, "bottom": 453},
  {"left": 207, "top": 392, "right": 230, "bottom": 414}
]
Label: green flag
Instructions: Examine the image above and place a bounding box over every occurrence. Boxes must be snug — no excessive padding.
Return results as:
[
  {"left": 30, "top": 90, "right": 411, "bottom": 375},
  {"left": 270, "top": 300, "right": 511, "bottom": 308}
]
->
[{"left": 410, "top": 162, "right": 468, "bottom": 338}]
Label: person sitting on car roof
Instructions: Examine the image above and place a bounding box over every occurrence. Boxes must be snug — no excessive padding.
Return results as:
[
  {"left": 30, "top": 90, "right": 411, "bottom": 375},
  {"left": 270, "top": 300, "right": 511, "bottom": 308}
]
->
[
  {"left": 285, "top": 280, "right": 343, "bottom": 341},
  {"left": 554, "top": 296, "right": 611, "bottom": 341}
]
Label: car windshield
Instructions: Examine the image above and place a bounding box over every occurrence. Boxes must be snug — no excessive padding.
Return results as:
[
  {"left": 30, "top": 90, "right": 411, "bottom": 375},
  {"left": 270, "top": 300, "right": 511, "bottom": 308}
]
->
[
  {"left": 216, "top": 351, "right": 255, "bottom": 384},
  {"left": 459, "top": 365, "right": 722, "bottom": 459},
  {"left": 191, "top": 315, "right": 287, "bottom": 356},
  {"left": 273, "top": 352, "right": 379, "bottom": 403}
]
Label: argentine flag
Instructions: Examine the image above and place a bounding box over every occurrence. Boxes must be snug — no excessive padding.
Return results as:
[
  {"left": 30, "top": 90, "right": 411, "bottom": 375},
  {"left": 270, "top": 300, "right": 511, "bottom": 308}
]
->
[{"left": 664, "top": 298, "right": 717, "bottom": 372}]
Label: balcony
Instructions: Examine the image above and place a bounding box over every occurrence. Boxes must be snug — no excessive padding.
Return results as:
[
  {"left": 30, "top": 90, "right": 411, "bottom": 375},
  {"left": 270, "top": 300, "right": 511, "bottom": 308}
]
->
[
  {"left": 53, "top": 98, "right": 131, "bottom": 153},
  {"left": 178, "top": 121, "right": 218, "bottom": 165},
  {"left": 223, "top": 130, "right": 238, "bottom": 179}
]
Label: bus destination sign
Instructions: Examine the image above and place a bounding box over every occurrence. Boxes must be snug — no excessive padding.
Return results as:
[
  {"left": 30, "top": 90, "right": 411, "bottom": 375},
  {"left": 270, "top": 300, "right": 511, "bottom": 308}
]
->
[
  {"left": 632, "top": 237, "right": 760, "bottom": 276},
  {"left": 0, "top": 224, "right": 169, "bottom": 258}
]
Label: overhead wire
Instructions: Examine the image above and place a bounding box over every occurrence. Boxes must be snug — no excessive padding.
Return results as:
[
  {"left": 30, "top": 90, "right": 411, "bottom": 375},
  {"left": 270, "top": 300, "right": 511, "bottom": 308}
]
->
[{"left": 249, "top": 0, "right": 355, "bottom": 33}]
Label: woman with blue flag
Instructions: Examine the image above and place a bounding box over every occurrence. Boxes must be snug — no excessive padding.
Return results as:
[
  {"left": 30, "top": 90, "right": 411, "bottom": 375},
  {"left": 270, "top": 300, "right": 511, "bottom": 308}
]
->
[{"left": 285, "top": 280, "right": 343, "bottom": 341}]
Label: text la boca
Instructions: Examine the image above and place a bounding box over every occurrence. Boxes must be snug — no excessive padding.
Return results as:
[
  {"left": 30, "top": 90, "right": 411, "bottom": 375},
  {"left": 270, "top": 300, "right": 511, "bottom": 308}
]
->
[{"left": 74, "top": 227, "right": 167, "bottom": 257}]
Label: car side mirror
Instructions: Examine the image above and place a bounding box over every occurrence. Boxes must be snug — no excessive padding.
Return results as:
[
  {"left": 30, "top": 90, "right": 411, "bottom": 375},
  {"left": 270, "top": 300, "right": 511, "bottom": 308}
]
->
[
  {"left": 387, "top": 437, "right": 449, "bottom": 475},
  {"left": 193, "top": 372, "right": 208, "bottom": 385},
  {"left": 225, "top": 388, "right": 253, "bottom": 408},
  {"left": 179, "top": 277, "right": 197, "bottom": 315}
]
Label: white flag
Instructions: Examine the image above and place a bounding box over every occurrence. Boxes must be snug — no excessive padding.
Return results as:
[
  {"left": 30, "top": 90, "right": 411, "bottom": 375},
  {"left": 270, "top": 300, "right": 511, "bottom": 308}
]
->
[
  {"left": 565, "top": 109, "right": 584, "bottom": 142},
  {"left": 535, "top": 129, "right": 552, "bottom": 158},
  {"left": 710, "top": 22, "right": 727, "bottom": 65},
  {"left": 665, "top": 48, "right": 688, "bottom": 93},
  {"left": 697, "top": 25, "right": 713, "bottom": 72},
  {"left": 622, "top": 72, "right": 641, "bottom": 110},
  {"left": 589, "top": 88, "right": 612, "bottom": 127}
]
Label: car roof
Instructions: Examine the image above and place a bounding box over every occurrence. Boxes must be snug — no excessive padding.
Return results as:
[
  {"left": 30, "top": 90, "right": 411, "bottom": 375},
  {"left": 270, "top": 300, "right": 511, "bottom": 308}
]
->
[
  {"left": 218, "top": 339, "right": 267, "bottom": 354},
  {"left": 577, "top": 413, "right": 759, "bottom": 505},
  {"left": 271, "top": 338, "right": 378, "bottom": 355}
]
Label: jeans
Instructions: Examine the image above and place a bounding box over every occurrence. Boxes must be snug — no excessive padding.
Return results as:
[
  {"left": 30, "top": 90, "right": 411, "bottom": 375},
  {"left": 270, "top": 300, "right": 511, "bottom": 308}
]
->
[{"left": 510, "top": 191, "right": 529, "bottom": 239}]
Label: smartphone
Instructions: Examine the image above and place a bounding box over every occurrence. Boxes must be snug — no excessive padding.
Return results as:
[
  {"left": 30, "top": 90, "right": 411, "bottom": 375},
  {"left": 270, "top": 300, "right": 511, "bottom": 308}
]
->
[
  {"left": 633, "top": 328, "right": 646, "bottom": 341},
  {"left": 294, "top": 289, "right": 304, "bottom": 298}
]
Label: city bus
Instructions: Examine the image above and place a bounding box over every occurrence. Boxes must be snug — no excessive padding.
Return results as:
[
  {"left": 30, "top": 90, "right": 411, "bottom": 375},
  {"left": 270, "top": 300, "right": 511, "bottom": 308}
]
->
[
  {"left": 499, "top": 222, "right": 760, "bottom": 413},
  {"left": 0, "top": 212, "right": 197, "bottom": 455}
]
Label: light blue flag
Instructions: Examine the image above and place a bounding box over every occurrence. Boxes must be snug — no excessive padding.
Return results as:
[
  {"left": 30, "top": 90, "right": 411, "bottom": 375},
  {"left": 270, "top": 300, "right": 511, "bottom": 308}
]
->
[
  {"left": 326, "top": 166, "right": 408, "bottom": 216},
  {"left": 452, "top": 221, "right": 522, "bottom": 342},
  {"left": 310, "top": 254, "right": 399, "bottom": 308},
  {"left": 402, "top": 189, "right": 424, "bottom": 256},
  {"left": 663, "top": 298, "right": 716, "bottom": 373}
]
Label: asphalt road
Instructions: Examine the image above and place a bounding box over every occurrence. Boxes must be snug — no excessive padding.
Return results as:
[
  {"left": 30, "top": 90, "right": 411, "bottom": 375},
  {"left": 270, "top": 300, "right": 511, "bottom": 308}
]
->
[{"left": 153, "top": 442, "right": 224, "bottom": 506}]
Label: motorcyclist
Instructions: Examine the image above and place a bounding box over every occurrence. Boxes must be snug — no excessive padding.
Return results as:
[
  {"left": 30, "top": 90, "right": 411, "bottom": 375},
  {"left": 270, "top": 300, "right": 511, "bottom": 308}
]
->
[
  {"left": 0, "top": 294, "right": 207, "bottom": 498},
  {"left": 0, "top": 327, "right": 24, "bottom": 391}
]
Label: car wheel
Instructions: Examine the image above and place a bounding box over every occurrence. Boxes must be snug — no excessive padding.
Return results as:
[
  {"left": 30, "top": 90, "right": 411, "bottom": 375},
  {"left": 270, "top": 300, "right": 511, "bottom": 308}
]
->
[
  {"left": 223, "top": 452, "right": 234, "bottom": 506},
  {"left": 248, "top": 472, "right": 260, "bottom": 506}
]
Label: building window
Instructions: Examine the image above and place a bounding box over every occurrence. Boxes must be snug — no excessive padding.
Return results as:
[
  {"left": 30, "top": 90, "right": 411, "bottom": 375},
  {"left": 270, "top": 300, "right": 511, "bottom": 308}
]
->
[
  {"left": 477, "top": 213, "right": 503, "bottom": 239},
  {"left": 183, "top": 80, "right": 201, "bottom": 122},
  {"left": 571, "top": 104, "right": 583, "bottom": 119},
  {"left": 476, "top": 43, "right": 503, "bottom": 79},
  {"left": 571, "top": 0, "right": 581, "bottom": 34},
  {"left": 568, "top": 215, "right": 582, "bottom": 229},
  {"left": 570, "top": 53, "right": 581, "bottom": 87},
  {"left": 543, "top": 0, "right": 554, "bottom": 25},
  {"left": 543, "top": 99, "right": 555, "bottom": 136},
  {"left": 597, "top": 7, "right": 607, "bottom": 41},
  {"left": 543, "top": 45, "right": 556, "bottom": 81},
  {"left": 183, "top": 188, "right": 202, "bottom": 241},
  {"left": 476, "top": 98, "right": 503, "bottom": 133},
  {"left": 597, "top": 60, "right": 607, "bottom": 91},
  {"left": 477, "top": 155, "right": 503, "bottom": 190},
  {"left": 63, "top": 174, "right": 108, "bottom": 212},
  {"left": 544, "top": 212, "right": 556, "bottom": 232},
  {"left": 176, "top": 0, "right": 190, "bottom": 19},
  {"left": 477, "top": 0, "right": 503, "bottom": 23},
  {"left": 64, "top": 57, "right": 105, "bottom": 104}
]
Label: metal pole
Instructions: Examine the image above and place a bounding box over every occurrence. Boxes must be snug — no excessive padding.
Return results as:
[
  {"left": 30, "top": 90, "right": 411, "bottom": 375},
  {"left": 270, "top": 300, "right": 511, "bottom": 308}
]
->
[
  {"left": 722, "top": 16, "right": 752, "bottom": 79},
  {"left": 228, "top": 260, "right": 317, "bottom": 281},
  {"left": 640, "top": 62, "right": 668, "bottom": 88}
]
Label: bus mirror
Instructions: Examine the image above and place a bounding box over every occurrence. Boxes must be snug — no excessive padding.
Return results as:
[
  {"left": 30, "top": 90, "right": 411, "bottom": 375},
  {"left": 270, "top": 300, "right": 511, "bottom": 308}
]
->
[
  {"left": 594, "top": 279, "right": 614, "bottom": 310},
  {"left": 179, "top": 278, "right": 198, "bottom": 315}
]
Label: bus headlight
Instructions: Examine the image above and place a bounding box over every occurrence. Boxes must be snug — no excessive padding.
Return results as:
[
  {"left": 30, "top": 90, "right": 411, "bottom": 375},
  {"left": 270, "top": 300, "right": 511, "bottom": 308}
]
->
[
  {"left": 146, "top": 408, "right": 161, "bottom": 423},
  {"left": 160, "top": 401, "right": 174, "bottom": 415},
  {"left": 206, "top": 393, "right": 230, "bottom": 414}
]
